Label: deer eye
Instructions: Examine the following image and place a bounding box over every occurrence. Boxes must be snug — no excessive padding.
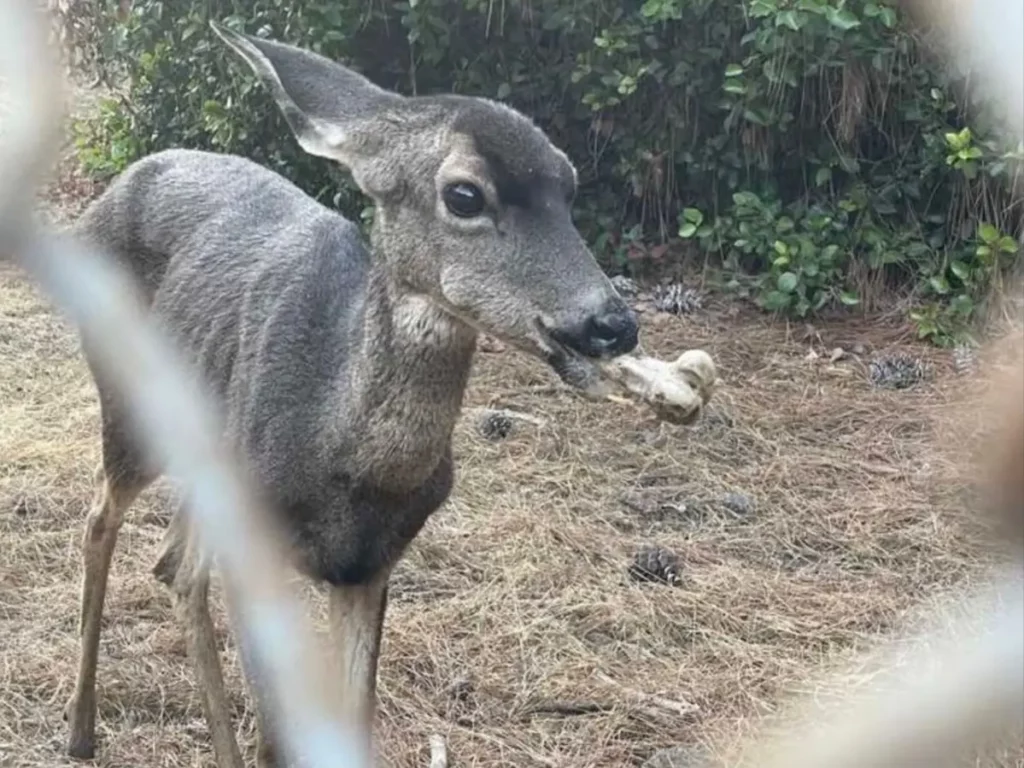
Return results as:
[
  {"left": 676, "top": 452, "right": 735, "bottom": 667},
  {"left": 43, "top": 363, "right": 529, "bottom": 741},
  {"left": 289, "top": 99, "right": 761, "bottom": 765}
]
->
[{"left": 442, "top": 182, "right": 485, "bottom": 218}]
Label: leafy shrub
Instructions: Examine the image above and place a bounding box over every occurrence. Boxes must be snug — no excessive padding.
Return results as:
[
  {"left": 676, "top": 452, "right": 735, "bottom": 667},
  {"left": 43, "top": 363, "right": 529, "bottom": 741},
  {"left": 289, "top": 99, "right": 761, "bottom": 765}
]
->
[{"left": 75, "top": 0, "right": 1022, "bottom": 344}]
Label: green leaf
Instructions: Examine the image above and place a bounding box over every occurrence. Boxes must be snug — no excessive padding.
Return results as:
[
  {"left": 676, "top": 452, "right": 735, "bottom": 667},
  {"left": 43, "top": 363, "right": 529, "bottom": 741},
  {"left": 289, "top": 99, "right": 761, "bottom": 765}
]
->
[
  {"left": 743, "top": 109, "right": 768, "bottom": 126},
  {"left": 998, "top": 236, "right": 1019, "bottom": 254},
  {"left": 760, "top": 290, "right": 791, "bottom": 311},
  {"left": 679, "top": 223, "right": 698, "bottom": 238},
  {"left": 776, "top": 10, "right": 801, "bottom": 30},
  {"left": 839, "top": 290, "right": 860, "bottom": 306},
  {"left": 724, "top": 63, "right": 744, "bottom": 77},
  {"left": 827, "top": 8, "right": 860, "bottom": 30},
  {"left": 773, "top": 240, "right": 789, "bottom": 256},
  {"left": 777, "top": 271, "right": 799, "bottom": 293},
  {"left": 496, "top": 82, "right": 511, "bottom": 100},
  {"left": 682, "top": 207, "right": 704, "bottom": 225},
  {"left": 978, "top": 222, "right": 1000, "bottom": 244},
  {"left": 772, "top": 255, "right": 790, "bottom": 268},
  {"left": 989, "top": 161, "right": 1008, "bottom": 177},
  {"left": 723, "top": 81, "right": 747, "bottom": 95},
  {"left": 949, "top": 260, "right": 971, "bottom": 281},
  {"left": 944, "top": 131, "right": 964, "bottom": 150},
  {"left": 815, "top": 166, "right": 832, "bottom": 186},
  {"left": 950, "top": 294, "right": 974, "bottom": 316},
  {"left": 929, "top": 275, "right": 951, "bottom": 295}
]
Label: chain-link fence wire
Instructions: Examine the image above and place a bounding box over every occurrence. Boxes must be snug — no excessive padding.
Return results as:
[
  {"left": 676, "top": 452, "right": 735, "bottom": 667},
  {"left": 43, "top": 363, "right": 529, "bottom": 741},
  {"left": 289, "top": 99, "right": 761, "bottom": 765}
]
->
[
  {"left": 1, "top": 2, "right": 371, "bottom": 766},
  {"left": 724, "top": 2, "right": 1024, "bottom": 764},
  {"left": 0, "top": 0, "right": 1021, "bottom": 766}
]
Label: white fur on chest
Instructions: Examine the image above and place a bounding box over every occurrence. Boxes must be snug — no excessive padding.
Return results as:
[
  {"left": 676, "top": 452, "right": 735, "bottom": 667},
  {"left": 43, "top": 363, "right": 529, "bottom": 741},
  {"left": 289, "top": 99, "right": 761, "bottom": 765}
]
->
[{"left": 393, "top": 294, "right": 472, "bottom": 349}]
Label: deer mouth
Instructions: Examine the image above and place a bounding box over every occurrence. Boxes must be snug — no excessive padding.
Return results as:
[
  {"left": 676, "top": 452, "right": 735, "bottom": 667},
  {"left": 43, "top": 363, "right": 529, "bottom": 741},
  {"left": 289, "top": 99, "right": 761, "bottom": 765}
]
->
[{"left": 533, "top": 318, "right": 608, "bottom": 393}]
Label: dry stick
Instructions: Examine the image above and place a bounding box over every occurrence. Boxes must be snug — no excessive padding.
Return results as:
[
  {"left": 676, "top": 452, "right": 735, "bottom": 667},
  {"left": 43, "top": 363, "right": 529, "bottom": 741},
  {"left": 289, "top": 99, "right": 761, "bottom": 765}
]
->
[
  {"left": 485, "top": 383, "right": 579, "bottom": 408},
  {"left": 428, "top": 733, "right": 448, "bottom": 768},
  {"left": 595, "top": 671, "right": 700, "bottom": 717},
  {"left": 519, "top": 699, "right": 616, "bottom": 719},
  {"left": 451, "top": 725, "right": 557, "bottom": 768},
  {"left": 518, "top": 698, "right": 681, "bottom": 725}
]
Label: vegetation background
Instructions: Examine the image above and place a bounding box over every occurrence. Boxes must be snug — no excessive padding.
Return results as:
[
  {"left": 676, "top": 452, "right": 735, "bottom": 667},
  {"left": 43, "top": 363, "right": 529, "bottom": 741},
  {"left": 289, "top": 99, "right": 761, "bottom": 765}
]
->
[{"left": 60, "top": 0, "right": 1023, "bottom": 345}]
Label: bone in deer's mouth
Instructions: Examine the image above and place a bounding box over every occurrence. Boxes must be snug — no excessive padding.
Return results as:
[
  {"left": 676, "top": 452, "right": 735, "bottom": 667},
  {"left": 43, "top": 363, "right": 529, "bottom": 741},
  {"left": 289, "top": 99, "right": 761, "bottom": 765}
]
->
[
  {"left": 537, "top": 322, "right": 718, "bottom": 426},
  {"left": 595, "top": 349, "right": 717, "bottom": 426}
]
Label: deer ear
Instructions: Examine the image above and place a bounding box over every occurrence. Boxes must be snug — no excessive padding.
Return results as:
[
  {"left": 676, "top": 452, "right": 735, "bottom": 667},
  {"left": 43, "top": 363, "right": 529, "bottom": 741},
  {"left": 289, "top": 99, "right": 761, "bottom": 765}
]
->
[{"left": 210, "top": 22, "right": 403, "bottom": 174}]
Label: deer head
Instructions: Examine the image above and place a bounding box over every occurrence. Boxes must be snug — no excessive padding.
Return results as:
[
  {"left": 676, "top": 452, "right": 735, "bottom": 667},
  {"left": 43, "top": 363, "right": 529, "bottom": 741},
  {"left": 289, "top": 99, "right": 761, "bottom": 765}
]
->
[{"left": 211, "top": 23, "right": 638, "bottom": 386}]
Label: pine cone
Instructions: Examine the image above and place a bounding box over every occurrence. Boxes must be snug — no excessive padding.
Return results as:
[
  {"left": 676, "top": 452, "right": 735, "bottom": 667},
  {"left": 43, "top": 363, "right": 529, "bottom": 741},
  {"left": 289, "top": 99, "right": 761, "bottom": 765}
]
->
[
  {"left": 868, "top": 354, "right": 930, "bottom": 389},
  {"left": 478, "top": 411, "right": 514, "bottom": 440},
  {"left": 653, "top": 283, "right": 703, "bottom": 315},
  {"left": 610, "top": 274, "right": 639, "bottom": 298},
  {"left": 722, "top": 492, "right": 754, "bottom": 517},
  {"left": 952, "top": 343, "right": 978, "bottom": 376},
  {"left": 629, "top": 544, "right": 682, "bottom": 585}
]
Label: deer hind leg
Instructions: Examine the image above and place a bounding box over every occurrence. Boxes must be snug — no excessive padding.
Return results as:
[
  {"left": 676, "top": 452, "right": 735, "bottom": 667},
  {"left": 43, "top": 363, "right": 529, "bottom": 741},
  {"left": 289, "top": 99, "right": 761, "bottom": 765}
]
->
[
  {"left": 155, "top": 509, "right": 245, "bottom": 768},
  {"left": 66, "top": 454, "right": 150, "bottom": 759}
]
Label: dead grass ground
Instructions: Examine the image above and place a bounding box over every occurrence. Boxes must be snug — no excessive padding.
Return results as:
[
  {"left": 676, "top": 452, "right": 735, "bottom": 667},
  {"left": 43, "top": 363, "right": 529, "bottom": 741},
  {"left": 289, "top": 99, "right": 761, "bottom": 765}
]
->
[
  {"left": 1, "top": 78, "right": 1022, "bottom": 767},
  {"left": 2, "top": 180, "right": 1021, "bottom": 766}
]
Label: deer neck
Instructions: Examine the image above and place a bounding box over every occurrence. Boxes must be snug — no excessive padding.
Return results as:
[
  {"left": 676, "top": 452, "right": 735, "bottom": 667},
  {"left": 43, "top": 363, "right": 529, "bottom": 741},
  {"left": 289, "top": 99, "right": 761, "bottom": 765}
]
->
[{"left": 340, "top": 261, "right": 478, "bottom": 490}]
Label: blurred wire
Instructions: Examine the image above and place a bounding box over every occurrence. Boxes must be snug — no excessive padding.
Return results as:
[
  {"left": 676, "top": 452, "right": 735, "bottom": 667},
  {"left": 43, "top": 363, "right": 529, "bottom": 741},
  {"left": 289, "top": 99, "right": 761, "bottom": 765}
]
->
[
  {"left": 0, "top": 1, "right": 370, "bottom": 765},
  {"left": 0, "top": 0, "right": 1021, "bottom": 767}
]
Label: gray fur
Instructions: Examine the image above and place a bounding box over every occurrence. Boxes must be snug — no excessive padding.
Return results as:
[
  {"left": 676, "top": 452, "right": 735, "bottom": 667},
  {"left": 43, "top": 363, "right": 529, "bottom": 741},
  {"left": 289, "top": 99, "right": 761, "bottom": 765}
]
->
[
  {"left": 74, "top": 25, "right": 638, "bottom": 586},
  {"left": 67, "top": 24, "right": 641, "bottom": 765}
]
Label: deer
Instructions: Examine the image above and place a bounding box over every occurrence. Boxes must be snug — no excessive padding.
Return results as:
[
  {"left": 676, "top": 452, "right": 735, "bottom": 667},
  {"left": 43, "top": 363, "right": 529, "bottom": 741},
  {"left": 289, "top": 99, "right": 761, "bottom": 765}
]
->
[{"left": 62, "top": 21, "right": 717, "bottom": 768}]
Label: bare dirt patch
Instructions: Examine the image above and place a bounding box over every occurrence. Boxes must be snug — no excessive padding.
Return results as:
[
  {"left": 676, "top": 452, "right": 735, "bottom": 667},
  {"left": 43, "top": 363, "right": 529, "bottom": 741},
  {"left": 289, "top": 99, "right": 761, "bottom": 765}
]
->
[{"left": 2, "top": 236, "right": 1019, "bottom": 767}]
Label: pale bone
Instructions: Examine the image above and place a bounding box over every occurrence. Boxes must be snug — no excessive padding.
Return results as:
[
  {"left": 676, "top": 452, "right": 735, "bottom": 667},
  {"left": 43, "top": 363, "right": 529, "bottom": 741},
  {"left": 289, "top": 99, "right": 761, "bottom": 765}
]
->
[{"left": 585, "top": 347, "right": 718, "bottom": 425}]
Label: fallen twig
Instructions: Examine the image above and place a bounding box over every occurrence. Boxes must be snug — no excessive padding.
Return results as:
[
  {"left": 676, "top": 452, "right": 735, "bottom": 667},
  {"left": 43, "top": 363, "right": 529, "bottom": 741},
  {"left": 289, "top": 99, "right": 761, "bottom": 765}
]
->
[
  {"left": 595, "top": 671, "right": 700, "bottom": 717},
  {"left": 451, "top": 725, "right": 558, "bottom": 767},
  {"left": 519, "top": 699, "right": 615, "bottom": 719},
  {"left": 428, "top": 733, "right": 448, "bottom": 768}
]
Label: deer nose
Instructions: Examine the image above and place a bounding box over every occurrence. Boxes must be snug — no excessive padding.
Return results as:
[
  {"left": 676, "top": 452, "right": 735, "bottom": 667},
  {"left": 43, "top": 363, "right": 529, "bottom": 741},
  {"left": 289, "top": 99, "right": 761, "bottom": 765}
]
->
[{"left": 556, "top": 300, "right": 638, "bottom": 358}]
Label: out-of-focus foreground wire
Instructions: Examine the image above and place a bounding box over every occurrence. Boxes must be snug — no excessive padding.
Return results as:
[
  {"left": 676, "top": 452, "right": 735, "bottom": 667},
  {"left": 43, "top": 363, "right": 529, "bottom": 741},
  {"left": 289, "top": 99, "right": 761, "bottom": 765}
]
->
[
  {"left": 727, "top": 1, "right": 1024, "bottom": 765},
  {"left": 0, "top": 1, "right": 370, "bottom": 766},
  {"left": 0, "top": 0, "right": 1021, "bottom": 767}
]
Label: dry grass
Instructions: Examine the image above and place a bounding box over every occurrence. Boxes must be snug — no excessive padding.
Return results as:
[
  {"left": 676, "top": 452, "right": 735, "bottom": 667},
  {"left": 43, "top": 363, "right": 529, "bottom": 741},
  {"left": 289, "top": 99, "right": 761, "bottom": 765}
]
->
[{"left": 2, "top": 170, "right": 1022, "bottom": 768}]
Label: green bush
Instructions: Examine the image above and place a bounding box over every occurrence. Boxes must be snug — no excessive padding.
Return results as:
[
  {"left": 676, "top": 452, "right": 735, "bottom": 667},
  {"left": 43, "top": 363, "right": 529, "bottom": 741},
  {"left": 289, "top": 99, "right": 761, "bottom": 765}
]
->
[{"left": 75, "top": 0, "right": 1022, "bottom": 344}]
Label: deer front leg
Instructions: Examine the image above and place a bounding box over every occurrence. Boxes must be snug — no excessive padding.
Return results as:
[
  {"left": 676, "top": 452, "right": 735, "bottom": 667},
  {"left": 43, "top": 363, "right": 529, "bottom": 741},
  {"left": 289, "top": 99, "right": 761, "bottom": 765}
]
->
[
  {"left": 164, "top": 522, "right": 245, "bottom": 768},
  {"left": 220, "top": 573, "right": 388, "bottom": 768},
  {"left": 222, "top": 585, "right": 282, "bottom": 768},
  {"left": 327, "top": 572, "right": 390, "bottom": 762}
]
